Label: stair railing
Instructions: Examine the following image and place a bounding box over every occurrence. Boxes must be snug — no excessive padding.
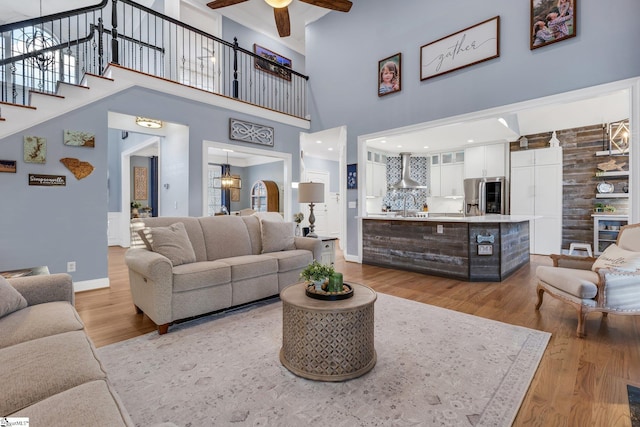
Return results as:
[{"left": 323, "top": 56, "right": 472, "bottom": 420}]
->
[{"left": 0, "top": 0, "right": 309, "bottom": 119}]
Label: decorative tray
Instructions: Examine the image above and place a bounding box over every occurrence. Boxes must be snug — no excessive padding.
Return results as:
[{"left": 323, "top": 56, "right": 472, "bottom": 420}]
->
[{"left": 305, "top": 283, "right": 354, "bottom": 301}]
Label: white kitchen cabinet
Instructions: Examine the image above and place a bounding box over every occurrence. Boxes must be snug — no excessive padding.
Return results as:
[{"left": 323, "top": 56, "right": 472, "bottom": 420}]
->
[
  {"left": 510, "top": 147, "right": 562, "bottom": 255},
  {"left": 430, "top": 152, "right": 463, "bottom": 197},
  {"left": 366, "top": 160, "right": 387, "bottom": 197},
  {"left": 464, "top": 143, "right": 506, "bottom": 178},
  {"left": 440, "top": 163, "right": 464, "bottom": 197}
]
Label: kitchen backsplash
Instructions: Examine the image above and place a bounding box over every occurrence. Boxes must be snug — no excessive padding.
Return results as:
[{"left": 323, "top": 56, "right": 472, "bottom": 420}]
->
[{"left": 383, "top": 156, "right": 429, "bottom": 211}]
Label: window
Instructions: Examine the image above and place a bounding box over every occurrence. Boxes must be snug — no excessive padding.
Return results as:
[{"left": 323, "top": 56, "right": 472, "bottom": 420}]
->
[{"left": 7, "top": 27, "right": 76, "bottom": 95}]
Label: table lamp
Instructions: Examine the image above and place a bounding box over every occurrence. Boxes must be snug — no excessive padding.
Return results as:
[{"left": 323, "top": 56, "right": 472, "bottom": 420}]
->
[{"left": 298, "top": 182, "right": 324, "bottom": 238}]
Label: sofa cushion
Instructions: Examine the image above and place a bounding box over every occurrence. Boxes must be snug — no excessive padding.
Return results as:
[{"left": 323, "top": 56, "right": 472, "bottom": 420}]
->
[
  {"left": 135, "top": 217, "right": 208, "bottom": 262},
  {"left": 199, "top": 216, "right": 252, "bottom": 261},
  {"left": 218, "top": 255, "right": 278, "bottom": 281},
  {"left": 0, "top": 330, "right": 106, "bottom": 415},
  {"left": 172, "top": 261, "right": 231, "bottom": 292},
  {"left": 241, "top": 215, "right": 263, "bottom": 255},
  {"left": 0, "top": 276, "right": 27, "bottom": 319},
  {"left": 142, "top": 222, "right": 197, "bottom": 266},
  {"left": 263, "top": 249, "right": 313, "bottom": 273},
  {"left": 11, "top": 380, "right": 134, "bottom": 426},
  {"left": 592, "top": 244, "right": 640, "bottom": 272},
  {"left": 261, "top": 220, "right": 296, "bottom": 253},
  {"left": 536, "top": 266, "right": 599, "bottom": 299},
  {"left": 0, "top": 301, "right": 84, "bottom": 349}
]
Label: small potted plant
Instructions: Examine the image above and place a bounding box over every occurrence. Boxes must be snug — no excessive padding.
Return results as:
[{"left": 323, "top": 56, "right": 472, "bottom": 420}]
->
[{"left": 300, "top": 260, "right": 335, "bottom": 291}]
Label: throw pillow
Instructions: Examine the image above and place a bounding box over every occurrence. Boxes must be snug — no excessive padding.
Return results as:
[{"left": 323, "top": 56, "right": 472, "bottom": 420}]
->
[
  {"left": 0, "top": 276, "right": 28, "bottom": 319},
  {"left": 137, "top": 227, "right": 153, "bottom": 251},
  {"left": 592, "top": 244, "right": 640, "bottom": 272},
  {"left": 261, "top": 220, "right": 296, "bottom": 253},
  {"left": 145, "top": 222, "right": 197, "bottom": 266}
]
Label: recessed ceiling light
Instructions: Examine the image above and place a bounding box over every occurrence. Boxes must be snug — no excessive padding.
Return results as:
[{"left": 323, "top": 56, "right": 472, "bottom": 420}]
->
[
  {"left": 328, "top": 147, "right": 333, "bottom": 151},
  {"left": 423, "top": 145, "right": 429, "bottom": 149},
  {"left": 221, "top": 148, "right": 234, "bottom": 152},
  {"left": 397, "top": 145, "right": 402, "bottom": 148},
  {"left": 380, "top": 140, "right": 386, "bottom": 144},
  {"left": 467, "top": 139, "right": 474, "bottom": 143},
  {"left": 316, "top": 140, "right": 322, "bottom": 144}
]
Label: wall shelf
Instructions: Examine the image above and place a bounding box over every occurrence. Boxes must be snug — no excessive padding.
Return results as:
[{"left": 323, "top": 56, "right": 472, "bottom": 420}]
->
[
  {"left": 595, "top": 171, "right": 629, "bottom": 177},
  {"left": 595, "top": 193, "right": 629, "bottom": 198},
  {"left": 595, "top": 149, "right": 629, "bottom": 156}
]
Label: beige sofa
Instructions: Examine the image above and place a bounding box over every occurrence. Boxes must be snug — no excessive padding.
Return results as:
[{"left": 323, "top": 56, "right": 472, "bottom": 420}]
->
[
  {"left": 0, "top": 273, "right": 133, "bottom": 426},
  {"left": 125, "top": 214, "right": 322, "bottom": 334}
]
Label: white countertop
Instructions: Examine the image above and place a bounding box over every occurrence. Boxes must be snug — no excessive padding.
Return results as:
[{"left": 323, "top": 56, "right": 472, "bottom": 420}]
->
[{"left": 361, "top": 214, "right": 538, "bottom": 223}]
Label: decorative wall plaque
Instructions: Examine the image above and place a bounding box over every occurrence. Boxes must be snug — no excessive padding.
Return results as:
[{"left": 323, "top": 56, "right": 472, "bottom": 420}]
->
[
  {"left": 29, "top": 174, "right": 66, "bottom": 186},
  {"left": 24, "top": 136, "right": 47, "bottom": 163},
  {"left": 229, "top": 119, "right": 274, "bottom": 147},
  {"left": 134, "top": 167, "right": 148, "bottom": 200},
  {"left": 64, "top": 129, "right": 95, "bottom": 147}
]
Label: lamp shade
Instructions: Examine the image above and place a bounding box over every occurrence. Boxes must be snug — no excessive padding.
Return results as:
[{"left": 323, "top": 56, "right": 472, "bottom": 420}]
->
[{"left": 298, "top": 182, "right": 324, "bottom": 203}]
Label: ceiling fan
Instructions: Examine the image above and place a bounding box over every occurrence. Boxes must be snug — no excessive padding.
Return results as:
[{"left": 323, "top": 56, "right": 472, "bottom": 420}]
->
[{"left": 206, "top": 0, "right": 352, "bottom": 37}]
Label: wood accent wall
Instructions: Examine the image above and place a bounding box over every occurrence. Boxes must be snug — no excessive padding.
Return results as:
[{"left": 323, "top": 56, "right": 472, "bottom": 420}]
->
[{"left": 510, "top": 123, "right": 629, "bottom": 250}]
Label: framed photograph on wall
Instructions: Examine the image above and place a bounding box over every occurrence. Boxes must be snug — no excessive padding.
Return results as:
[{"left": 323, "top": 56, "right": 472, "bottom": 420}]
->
[
  {"left": 531, "top": 0, "right": 576, "bottom": 50},
  {"left": 347, "top": 163, "right": 357, "bottom": 190},
  {"left": 420, "top": 16, "right": 500, "bottom": 81},
  {"left": 378, "top": 53, "right": 401, "bottom": 97},
  {"left": 254, "top": 44, "right": 292, "bottom": 81}
]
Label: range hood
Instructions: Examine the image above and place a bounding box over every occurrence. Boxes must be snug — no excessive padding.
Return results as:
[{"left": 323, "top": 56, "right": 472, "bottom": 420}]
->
[{"left": 391, "top": 152, "right": 428, "bottom": 189}]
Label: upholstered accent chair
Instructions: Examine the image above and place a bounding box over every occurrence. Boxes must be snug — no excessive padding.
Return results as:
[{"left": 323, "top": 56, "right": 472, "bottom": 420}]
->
[{"left": 535, "top": 223, "right": 640, "bottom": 337}]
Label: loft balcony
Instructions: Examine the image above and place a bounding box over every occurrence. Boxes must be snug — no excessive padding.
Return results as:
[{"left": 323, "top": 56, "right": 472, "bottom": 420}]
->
[{"left": 0, "top": 0, "right": 309, "bottom": 130}]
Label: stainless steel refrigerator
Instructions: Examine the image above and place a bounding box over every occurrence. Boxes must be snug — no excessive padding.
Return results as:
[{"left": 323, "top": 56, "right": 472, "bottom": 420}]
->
[{"left": 463, "top": 176, "right": 507, "bottom": 216}]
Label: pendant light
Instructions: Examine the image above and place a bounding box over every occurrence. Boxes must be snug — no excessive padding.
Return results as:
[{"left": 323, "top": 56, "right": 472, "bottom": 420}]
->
[{"left": 221, "top": 152, "right": 234, "bottom": 188}]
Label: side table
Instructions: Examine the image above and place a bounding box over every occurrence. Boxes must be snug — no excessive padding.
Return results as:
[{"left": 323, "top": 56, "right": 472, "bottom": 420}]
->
[{"left": 279, "top": 282, "right": 377, "bottom": 382}]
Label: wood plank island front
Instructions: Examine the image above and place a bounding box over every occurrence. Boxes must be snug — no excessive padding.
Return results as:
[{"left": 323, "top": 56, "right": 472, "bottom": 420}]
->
[{"left": 361, "top": 216, "right": 533, "bottom": 282}]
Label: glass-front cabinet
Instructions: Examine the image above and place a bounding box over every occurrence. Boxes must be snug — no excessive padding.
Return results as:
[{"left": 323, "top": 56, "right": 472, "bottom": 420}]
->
[{"left": 593, "top": 214, "right": 629, "bottom": 255}]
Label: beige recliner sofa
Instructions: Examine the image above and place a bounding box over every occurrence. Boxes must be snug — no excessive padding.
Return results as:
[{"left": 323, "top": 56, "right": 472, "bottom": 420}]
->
[
  {"left": 0, "top": 273, "right": 133, "bottom": 426},
  {"left": 125, "top": 214, "right": 322, "bottom": 334}
]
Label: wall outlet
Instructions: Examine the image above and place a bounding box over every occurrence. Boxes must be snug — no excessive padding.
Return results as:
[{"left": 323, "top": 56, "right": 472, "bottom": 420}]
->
[
  {"left": 67, "top": 261, "right": 76, "bottom": 272},
  {"left": 437, "top": 224, "right": 444, "bottom": 234}
]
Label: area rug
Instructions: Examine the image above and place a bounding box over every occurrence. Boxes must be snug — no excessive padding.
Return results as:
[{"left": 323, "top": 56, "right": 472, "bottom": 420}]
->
[{"left": 97, "top": 293, "right": 550, "bottom": 426}]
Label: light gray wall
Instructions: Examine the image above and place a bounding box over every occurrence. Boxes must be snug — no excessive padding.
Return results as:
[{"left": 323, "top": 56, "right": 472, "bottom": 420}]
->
[
  {"left": 0, "top": 110, "right": 108, "bottom": 281},
  {"left": 306, "top": 0, "right": 640, "bottom": 256}
]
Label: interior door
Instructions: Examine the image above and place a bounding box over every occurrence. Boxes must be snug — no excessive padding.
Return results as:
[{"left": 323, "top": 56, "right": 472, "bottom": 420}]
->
[{"left": 303, "top": 170, "right": 330, "bottom": 237}]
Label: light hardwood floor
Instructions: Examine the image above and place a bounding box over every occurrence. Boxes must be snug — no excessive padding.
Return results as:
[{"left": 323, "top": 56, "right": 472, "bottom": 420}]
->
[{"left": 76, "top": 246, "right": 640, "bottom": 426}]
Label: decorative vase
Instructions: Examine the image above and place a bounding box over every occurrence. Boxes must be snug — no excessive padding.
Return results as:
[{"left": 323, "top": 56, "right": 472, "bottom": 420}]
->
[
  {"left": 313, "top": 279, "right": 325, "bottom": 291},
  {"left": 295, "top": 223, "right": 302, "bottom": 236}
]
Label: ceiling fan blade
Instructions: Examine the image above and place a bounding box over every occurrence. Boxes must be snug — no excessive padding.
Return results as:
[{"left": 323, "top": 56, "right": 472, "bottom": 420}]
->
[
  {"left": 299, "top": 0, "right": 352, "bottom": 12},
  {"left": 274, "top": 7, "right": 291, "bottom": 37},
  {"left": 206, "top": 0, "right": 249, "bottom": 10}
]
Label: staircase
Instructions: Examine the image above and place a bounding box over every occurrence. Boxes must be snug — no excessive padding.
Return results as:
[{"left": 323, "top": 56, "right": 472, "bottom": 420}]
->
[
  {"left": 0, "top": 0, "right": 310, "bottom": 139},
  {"left": 0, "top": 64, "right": 309, "bottom": 140}
]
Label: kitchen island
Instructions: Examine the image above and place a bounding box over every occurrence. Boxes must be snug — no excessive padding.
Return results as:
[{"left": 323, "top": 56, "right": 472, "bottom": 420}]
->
[{"left": 361, "top": 215, "right": 533, "bottom": 282}]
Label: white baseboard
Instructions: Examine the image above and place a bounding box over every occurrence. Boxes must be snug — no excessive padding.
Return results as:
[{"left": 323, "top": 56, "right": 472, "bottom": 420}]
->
[
  {"left": 344, "top": 253, "right": 361, "bottom": 263},
  {"left": 74, "top": 277, "right": 110, "bottom": 292}
]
